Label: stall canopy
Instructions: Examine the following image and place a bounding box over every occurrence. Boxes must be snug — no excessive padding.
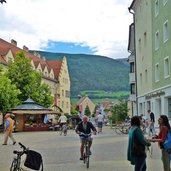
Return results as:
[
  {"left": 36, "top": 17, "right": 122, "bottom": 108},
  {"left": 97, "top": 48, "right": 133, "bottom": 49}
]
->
[{"left": 11, "top": 98, "right": 60, "bottom": 115}]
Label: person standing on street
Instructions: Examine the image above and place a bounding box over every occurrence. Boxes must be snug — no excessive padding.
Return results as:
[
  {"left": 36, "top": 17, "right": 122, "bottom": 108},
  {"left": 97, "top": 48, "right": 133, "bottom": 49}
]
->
[
  {"left": 147, "top": 110, "right": 156, "bottom": 136},
  {"left": 127, "top": 116, "right": 151, "bottom": 171},
  {"left": 149, "top": 115, "right": 171, "bottom": 171},
  {"left": 96, "top": 112, "right": 104, "bottom": 134},
  {"left": 2, "top": 113, "right": 16, "bottom": 145}
]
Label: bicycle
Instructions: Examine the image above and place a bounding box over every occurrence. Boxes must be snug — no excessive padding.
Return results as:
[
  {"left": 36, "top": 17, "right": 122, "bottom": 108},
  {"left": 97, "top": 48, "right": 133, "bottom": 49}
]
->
[
  {"left": 60, "top": 123, "right": 67, "bottom": 136},
  {"left": 10, "top": 142, "right": 43, "bottom": 171},
  {"left": 10, "top": 142, "right": 28, "bottom": 171},
  {"left": 114, "top": 122, "right": 130, "bottom": 135},
  {"left": 80, "top": 132, "right": 92, "bottom": 169}
]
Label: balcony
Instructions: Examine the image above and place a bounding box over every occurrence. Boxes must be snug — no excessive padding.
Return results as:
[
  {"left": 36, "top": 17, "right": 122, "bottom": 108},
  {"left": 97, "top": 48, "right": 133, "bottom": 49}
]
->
[
  {"left": 129, "top": 73, "right": 135, "bottom": 83},
  {"left": 128, "top": 53, "right": 135, "bottom": 63},
  {"left": 129, "top": 94, "right": 136, "bottom": 101}
]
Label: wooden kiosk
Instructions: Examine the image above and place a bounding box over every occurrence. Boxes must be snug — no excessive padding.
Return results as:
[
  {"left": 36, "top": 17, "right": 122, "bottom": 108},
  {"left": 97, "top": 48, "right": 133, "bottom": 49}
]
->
[{"left": 11, "top": 98, "right": 60, "bottom": 131}]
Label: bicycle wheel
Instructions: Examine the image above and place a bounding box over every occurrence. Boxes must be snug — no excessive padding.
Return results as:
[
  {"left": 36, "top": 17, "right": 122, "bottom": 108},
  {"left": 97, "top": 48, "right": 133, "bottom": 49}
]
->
[
  {"left": 63, "top": 127, "right": 67, "bottom": 136},
  {"left": 85, "top": 145, "right": 89, "bottom": 168},
  {"left": 120, "top": 126, "right": 129, "bottom": 134},
  {"left": 115, "top": 126, "right": 122, "bottom": 135},
  {"left": 83, "top": 152, "right": 86, "bottom": 164},
  {"left": 10, "top": 160, "right": 17, "bottom": 171}
]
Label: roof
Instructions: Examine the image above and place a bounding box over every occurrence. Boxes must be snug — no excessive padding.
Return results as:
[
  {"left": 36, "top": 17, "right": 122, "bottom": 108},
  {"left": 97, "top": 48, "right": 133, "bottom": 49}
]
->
[
  {"left": 0, "top": 38, "right": 62, "bottom": 81},
  {"left": 128, "top": 0, "right": 136, "bottom": 11},
  {"left": 13, "top": 98, "right": 51, "bottom": 110},
  {"left": 47, "top": 60, "right": 62, "bottom": 79},
  {"left": 78, "top": 96, "right": 87, "bottom": 104},
  {"left": 11, "top": 98, "right": 60, "bottom": 115}
]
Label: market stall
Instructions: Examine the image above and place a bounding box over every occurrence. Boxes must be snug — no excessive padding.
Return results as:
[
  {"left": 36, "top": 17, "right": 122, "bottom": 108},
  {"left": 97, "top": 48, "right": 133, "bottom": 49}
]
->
[{"left": 11, "top": 98, "right": 60, "bottom": 131}]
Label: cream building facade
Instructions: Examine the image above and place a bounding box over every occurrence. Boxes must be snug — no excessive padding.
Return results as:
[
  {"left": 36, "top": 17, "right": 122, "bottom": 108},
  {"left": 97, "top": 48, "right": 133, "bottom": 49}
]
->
[{"left": 0, "top": 38, "right": 71, "bottom": 114}]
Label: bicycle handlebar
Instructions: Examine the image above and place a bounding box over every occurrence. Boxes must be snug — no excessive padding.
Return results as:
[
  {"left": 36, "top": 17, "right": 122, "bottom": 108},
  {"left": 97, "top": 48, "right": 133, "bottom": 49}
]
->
[
  {"left": 79, "top": 132, "right": 91, "bottom": 137},
  {"left": 18, "top": 142, "right": 26, "bottom": 150}
]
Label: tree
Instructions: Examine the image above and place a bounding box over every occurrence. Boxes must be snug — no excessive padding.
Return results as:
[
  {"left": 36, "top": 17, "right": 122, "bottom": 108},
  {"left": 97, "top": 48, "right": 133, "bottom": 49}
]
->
[
  {"left": 0, "top": 65, "right": 20, "bottom": 114},
  {"left": 84, "top": 105, "right": 91, "bottom": 116},
  {"left": 107, "top": 99, "right": 129, "bottom": 124},
  {"left": 6, "top": 51, "right": 53, "bottom": 107}
]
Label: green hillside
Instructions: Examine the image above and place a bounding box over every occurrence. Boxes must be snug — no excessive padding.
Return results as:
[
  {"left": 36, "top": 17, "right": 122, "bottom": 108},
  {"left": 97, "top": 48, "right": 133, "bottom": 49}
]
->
[{"left": 30, "top": 51, "right": 130, "bottom": 99}]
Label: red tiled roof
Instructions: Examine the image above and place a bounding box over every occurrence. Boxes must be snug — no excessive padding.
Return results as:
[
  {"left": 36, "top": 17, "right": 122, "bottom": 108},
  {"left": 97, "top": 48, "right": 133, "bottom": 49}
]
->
[
  {"left": 0, "top": 53, "right": 7, "bottom": 65},
  {"left": 0, "top": 38, "right": 62, "bottom": 81},
  {"left": 100, "top": 102, "right": 113, "bottom": 108},
  {"left": 47, "top": 60, "right": 62, "bottom": 79}
]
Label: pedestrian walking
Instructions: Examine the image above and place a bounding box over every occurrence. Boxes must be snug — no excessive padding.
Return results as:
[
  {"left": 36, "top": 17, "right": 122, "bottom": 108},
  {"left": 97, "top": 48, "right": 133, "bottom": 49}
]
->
[
  {"left": 96, "top": 112, "right": 104, "bottom": 134},
  {"left": 147, "top": 110, "right": 156, "bottom": 136},
  {"left": 89, "top": 114, "right": 96, "bottom": 127},
  {"left": 2, "top": 113, "right": 16, "bottom": 145},
  {"left": 127, "top": 116, "right": 151, "bottom": 171},
  {"left": 149, "top": 115, "right": 171, "bottom": 171}
]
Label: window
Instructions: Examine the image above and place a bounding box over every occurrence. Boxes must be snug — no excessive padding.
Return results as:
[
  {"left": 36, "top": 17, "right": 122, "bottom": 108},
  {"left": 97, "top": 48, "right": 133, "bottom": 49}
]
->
[
  {"left": 164, "top": 57, "right": 170, "bottom": 78},
  {"left": 65, "top": 90, "right": 70, "bottom": 98},
  {"left": 163, "top": 20, "right": 169, "bottom": 42},
  {"left": 145, "top": 69, "right": 148, "bottom": 82},
  {"left": 66, "top": 102, "right": 69, "bottom": 109},
  {"left": 140, "top": 73, "right": 142, "bottom": 85},
  {"left": 144, "top": 32, "right": 147, "bottom": 47},
  {"left": 155, "top": 63, "right": 159, "bottom": 82},
  {"left": 130, "top": 83, "right": 135, "bottom": 94},
  {"left": 62, "top": 90, "right": 64, "bottom": 96},
  {"left": 44, "top": 71, "right": 48, "bottom": 77},
  {"left": 139, "top": 38, "right": 141, "bottom": 52},
  {"left": 155, "top": 31, "right": 159, "bottom": 50},
  {"left": 130, "top": 62, "right": 135, "bottom": 73},
  {"left": 155, "top": 0, "right": 159, "bottom": 17}
]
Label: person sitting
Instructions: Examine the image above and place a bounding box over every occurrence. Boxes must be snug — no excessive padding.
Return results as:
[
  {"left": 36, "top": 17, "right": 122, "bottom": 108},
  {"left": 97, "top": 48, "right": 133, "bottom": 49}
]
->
[{"left": 75, "top": 115, "right": 97, "bottom": 160}]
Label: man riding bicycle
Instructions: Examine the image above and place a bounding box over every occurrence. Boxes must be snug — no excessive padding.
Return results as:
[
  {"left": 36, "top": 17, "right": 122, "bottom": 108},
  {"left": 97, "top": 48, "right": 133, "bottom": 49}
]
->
[
  {"left": 58, "top": 113, "right": 67, "bottom": 130},
  {"left": 75, "top": 115, "right": 97, "bottom": 160}
]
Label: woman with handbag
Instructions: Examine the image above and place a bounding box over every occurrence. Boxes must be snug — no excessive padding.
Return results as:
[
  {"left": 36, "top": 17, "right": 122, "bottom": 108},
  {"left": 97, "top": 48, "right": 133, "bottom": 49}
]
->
[
  {"left": 149, "top": 115, "right": 171, "bottom": 171},
  {"left": 127, "top": 116, "right": 151, "bottom": 171}
]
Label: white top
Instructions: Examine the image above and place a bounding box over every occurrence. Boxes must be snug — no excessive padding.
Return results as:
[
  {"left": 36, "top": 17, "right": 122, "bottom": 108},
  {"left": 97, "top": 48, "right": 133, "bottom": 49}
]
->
[
  {"left": 58, "top": 115, "right": 67, "bottom": 123},
  {"left": 96, "top": 114, "right": 103, "bottom": 122}
]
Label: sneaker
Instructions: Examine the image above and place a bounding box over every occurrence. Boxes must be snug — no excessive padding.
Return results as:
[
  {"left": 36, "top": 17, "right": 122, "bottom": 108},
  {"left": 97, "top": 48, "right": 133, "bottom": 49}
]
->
[
  {"left": 89, "top": 151, "right": 92, "bottom": 155},
  {"left": 13, "top": 141, "right": 16, "bottom": 145},
  {"left": 80, "top": 157, "right": 83, "bottom": 160},
  {"left": 2, "top": 144, "right": 7, "bottom": 145}
]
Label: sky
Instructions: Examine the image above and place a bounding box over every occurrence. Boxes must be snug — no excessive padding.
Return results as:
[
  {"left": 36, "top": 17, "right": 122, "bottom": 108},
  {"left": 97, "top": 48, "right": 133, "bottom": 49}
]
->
[{"left": 0, "top": 0, "right": 133, "bottom": 59}]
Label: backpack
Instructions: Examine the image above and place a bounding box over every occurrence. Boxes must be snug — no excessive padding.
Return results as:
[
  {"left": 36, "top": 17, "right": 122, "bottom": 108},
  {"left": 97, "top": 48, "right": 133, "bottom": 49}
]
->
[
  {"left": 163, "top": 131, "right": 171, "bottom": 153},
  {"left": 24, "top": 150, "right": 43, "bottom": 171}
]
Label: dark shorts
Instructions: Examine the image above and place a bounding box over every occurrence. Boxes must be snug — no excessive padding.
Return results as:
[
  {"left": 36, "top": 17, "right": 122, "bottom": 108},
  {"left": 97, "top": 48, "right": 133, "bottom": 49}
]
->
[
  {"left": 79, "top": 136, "right": 92, "bottom": 143},
  {"left": 98, "top": 121, "right": 103, "bottom": 128}
]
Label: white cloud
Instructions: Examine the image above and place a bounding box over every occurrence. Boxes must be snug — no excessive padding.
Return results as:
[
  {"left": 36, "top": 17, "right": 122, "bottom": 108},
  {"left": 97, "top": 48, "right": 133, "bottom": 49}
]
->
[{"left": 0, "top": 0, "right": 133, "bottom": 59}]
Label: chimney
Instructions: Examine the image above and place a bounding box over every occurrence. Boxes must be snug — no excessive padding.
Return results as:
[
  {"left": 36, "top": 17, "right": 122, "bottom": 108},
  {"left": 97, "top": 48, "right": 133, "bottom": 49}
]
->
[
  {"left": 11, "top": 39, "right": 17, "bottom": 46},
  {"left": 33, "top": 51, "right": 41, "bottom": 58},
  {"left": 23, "top": 45, "right": 29, "bottom": 52}
]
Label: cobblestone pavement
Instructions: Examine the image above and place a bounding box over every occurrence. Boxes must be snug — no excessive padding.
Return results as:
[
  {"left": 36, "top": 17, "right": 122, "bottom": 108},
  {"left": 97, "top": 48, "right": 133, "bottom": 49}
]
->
[{"left": 0, "top": 127, "right": 163, "bottom": 171}]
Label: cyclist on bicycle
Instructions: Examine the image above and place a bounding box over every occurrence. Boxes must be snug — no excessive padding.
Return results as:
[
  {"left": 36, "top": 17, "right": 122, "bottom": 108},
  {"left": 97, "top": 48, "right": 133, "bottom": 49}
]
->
[
  {"left": 75, "top": 115, "right": 97, "bottom": 160},
  {"left": 58, "top": 113, "right": 67, "bottom": 130}
]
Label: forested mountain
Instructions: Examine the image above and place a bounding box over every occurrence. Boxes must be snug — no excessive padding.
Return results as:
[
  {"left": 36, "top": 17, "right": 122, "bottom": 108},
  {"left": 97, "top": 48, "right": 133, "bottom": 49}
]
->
[{"left": 30, "top": 51, "right": 129, "bottom": 98}]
